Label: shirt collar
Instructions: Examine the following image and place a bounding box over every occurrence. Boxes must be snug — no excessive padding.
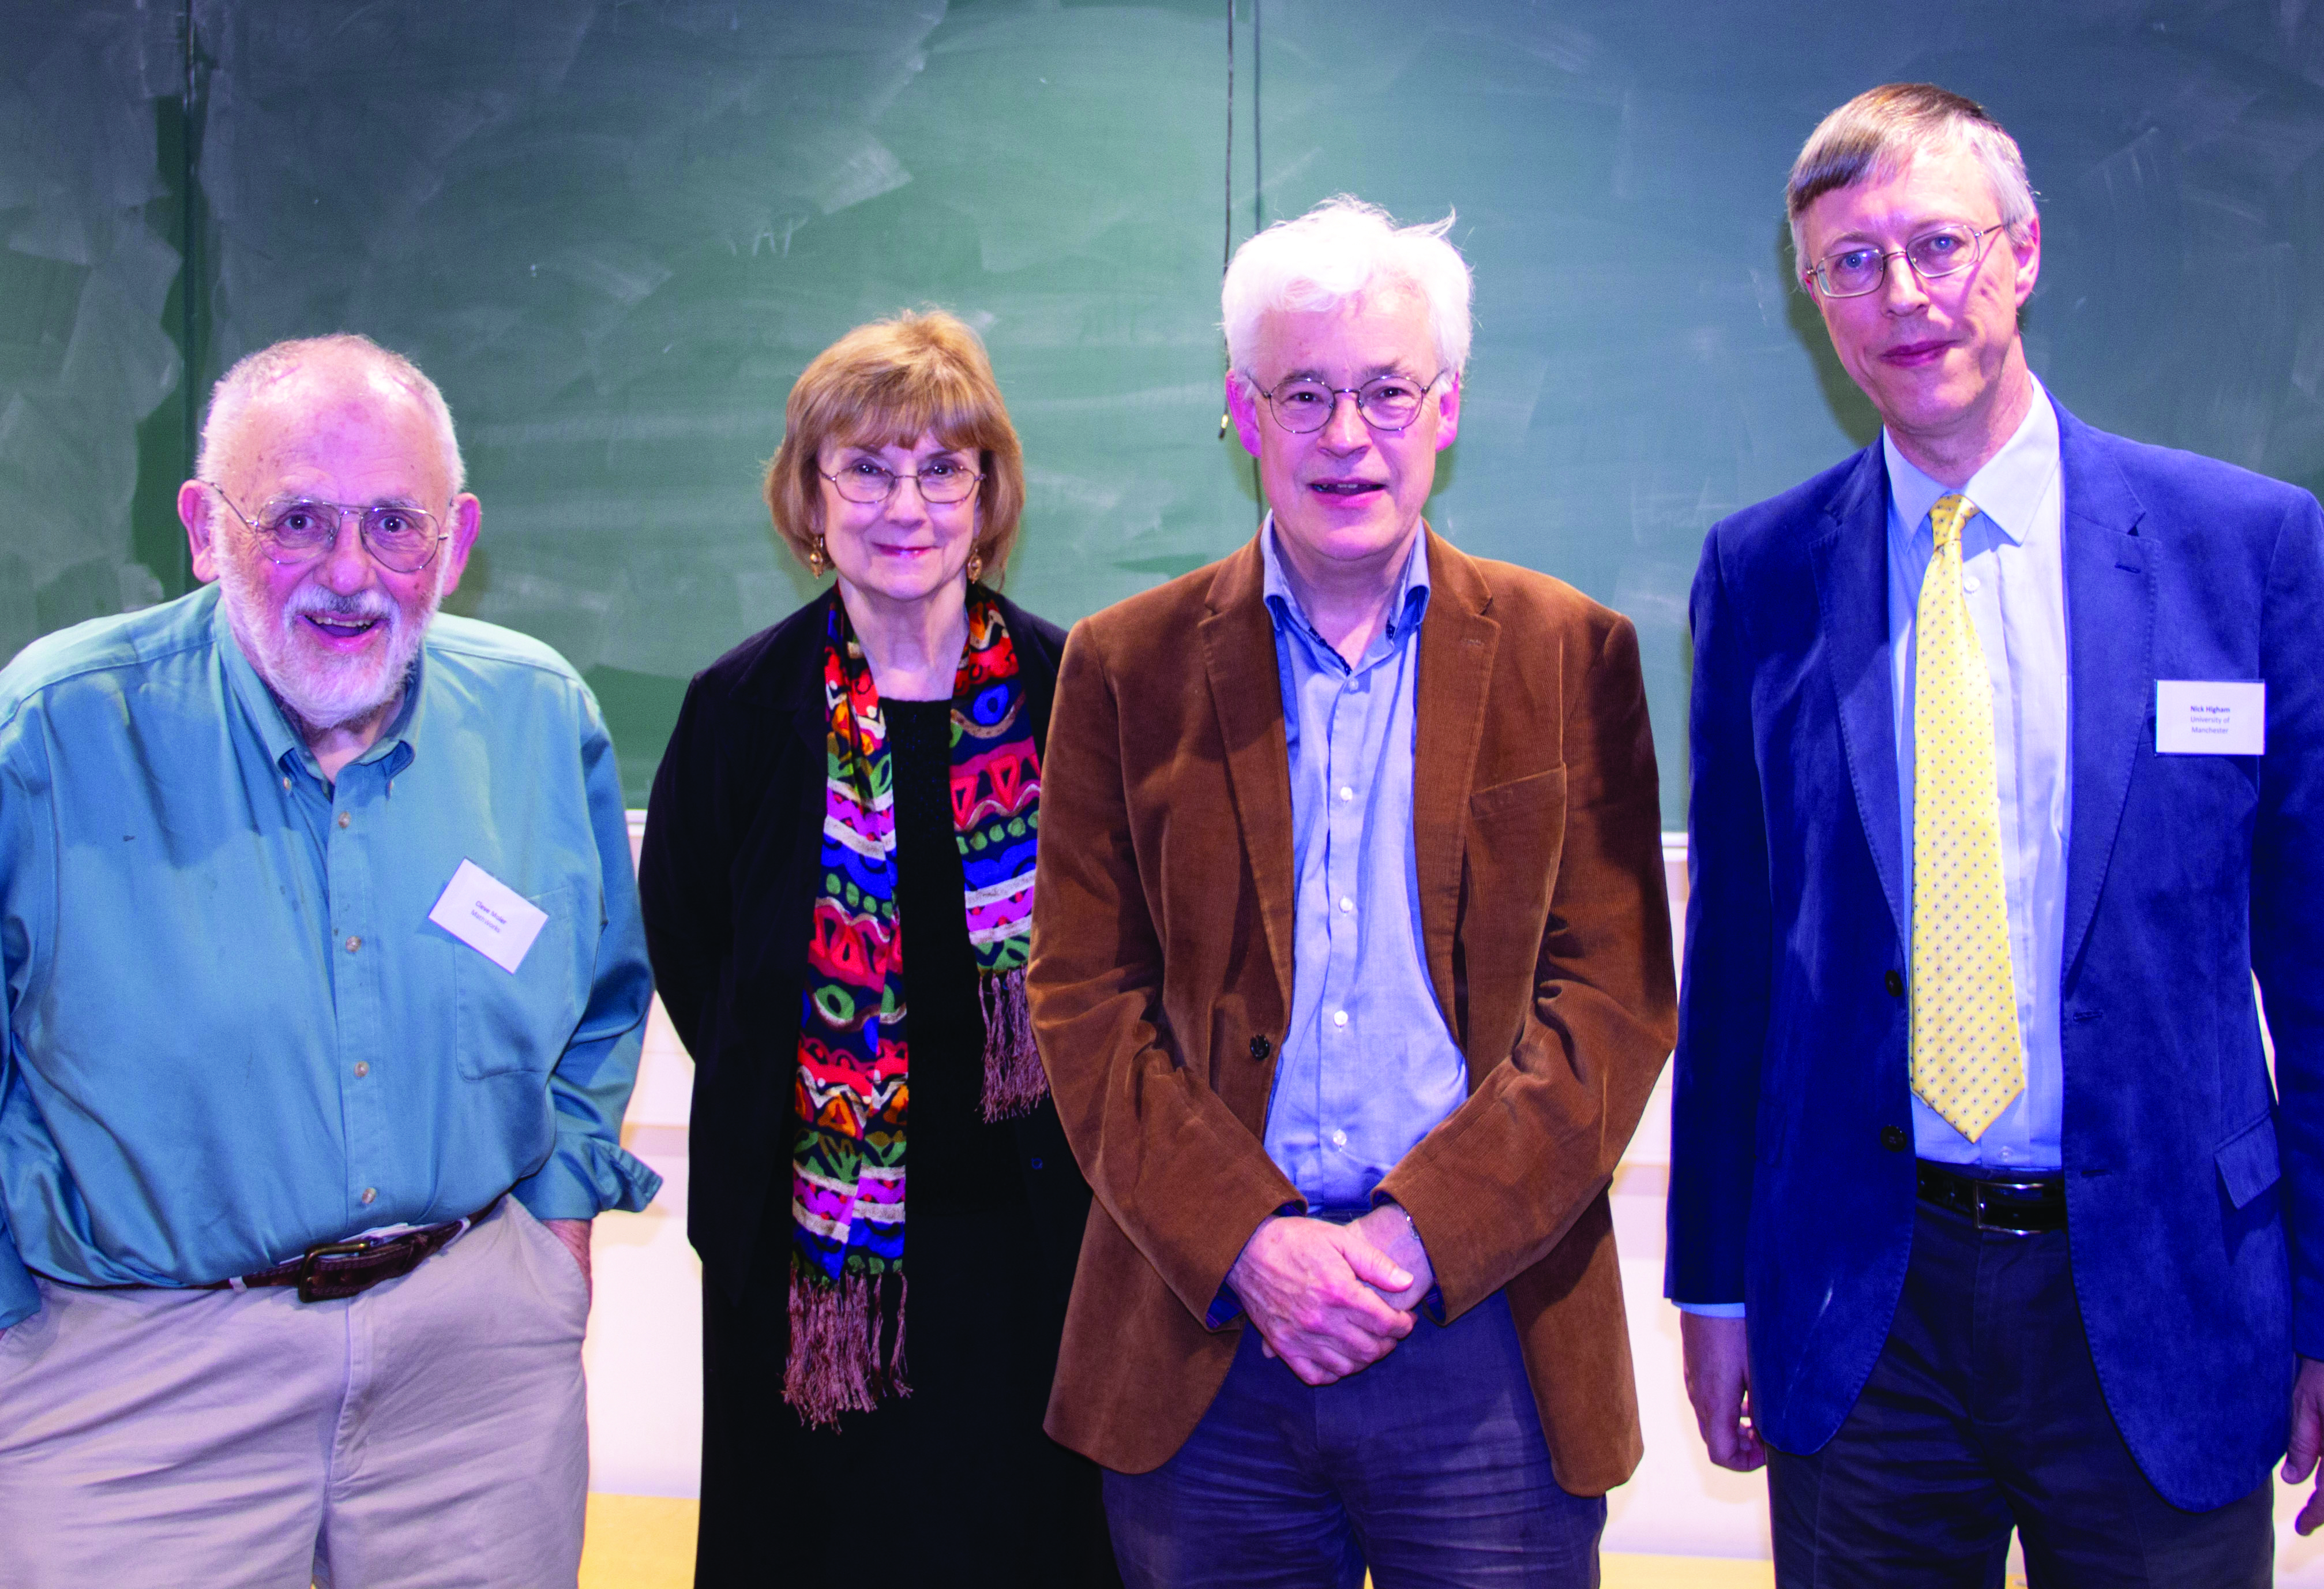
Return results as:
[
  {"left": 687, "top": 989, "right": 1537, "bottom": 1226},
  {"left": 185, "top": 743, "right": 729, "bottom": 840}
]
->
[
  {"left": 210, "top": 591, "right": 426, "bottom": 782},
  {"left": 1259, "top": 515, "right": 1433, "bottom": 658},
  {"left": 1882, "top": 373, "right": 2060, "bottom": 548}
]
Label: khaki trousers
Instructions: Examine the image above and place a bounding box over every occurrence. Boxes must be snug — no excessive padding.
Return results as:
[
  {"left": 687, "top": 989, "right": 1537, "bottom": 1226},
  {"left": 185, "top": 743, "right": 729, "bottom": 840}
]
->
[{"left": 0, "top": 1198, "right": 591, "bottom": 1588}]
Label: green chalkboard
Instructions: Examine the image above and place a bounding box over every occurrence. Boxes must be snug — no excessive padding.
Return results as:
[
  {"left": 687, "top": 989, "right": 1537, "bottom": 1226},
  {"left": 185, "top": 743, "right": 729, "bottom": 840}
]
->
[{"left": 5, "top": 0, "right": 2321, "bottom": 820}]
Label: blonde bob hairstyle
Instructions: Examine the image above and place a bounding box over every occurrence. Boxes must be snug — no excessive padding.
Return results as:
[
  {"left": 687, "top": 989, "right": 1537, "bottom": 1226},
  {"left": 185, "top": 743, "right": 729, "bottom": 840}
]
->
[{"left": 765, "top": 310, "right": 1026, "bottom": 582}]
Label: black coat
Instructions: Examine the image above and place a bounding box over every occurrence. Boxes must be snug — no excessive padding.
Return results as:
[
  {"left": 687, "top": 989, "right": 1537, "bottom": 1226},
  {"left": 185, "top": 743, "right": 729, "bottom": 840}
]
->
[{"left": 638, "top": 587, "right": 1090, "bottom": 1305}]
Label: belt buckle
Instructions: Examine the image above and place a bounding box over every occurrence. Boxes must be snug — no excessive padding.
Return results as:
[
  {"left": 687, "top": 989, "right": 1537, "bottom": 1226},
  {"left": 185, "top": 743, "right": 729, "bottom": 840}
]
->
[
  {"left": 296, "top": 1235, "right": 385, "bottom": 1303},
  {"left": 1970, "top": 1179, "right": 2049, "bottom": 1234}
]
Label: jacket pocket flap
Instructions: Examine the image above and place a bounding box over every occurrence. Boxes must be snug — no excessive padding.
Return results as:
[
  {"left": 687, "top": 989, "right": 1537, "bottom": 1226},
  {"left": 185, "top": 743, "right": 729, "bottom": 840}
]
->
[
  {"left": 2216, "top": 1113, "right": 2281, "bottom": 1210},
  {"left": 1466, "top": 765, "right": 1566, "bottom": 825}
]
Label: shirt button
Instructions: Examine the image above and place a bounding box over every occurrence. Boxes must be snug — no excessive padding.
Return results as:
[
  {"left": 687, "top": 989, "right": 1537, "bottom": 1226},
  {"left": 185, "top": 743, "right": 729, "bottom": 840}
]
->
[
  {"left": 1332, "top": 1010, "right": 1349, "bottom": 1028},
  {"left": 1337, "top": 786, "right": 1354, "bottom": 802},
  {"left": 360, "top": 1187, "right": 377, "bottom": 1205},
  {"left": 280, "top": 776, "right": 291, "bottom": 791},
  {"left": 1338, "top": 896, "right": 1353, "bottom": 913},
  {"left": 1331, "top": 1129, "right": 1348, "bottom": 1148},
  {"left": 344, "top": 936, "right": 362, "bottom": 954},
  {"left": 354, "top": 1062, "right": 370, "bottom": 1078},
  {"left": 336, "top": 812, "right": 350, "bottom": 829},
  {"left": 1962, "top": 575, "right": 1981, "bottom": 592}
]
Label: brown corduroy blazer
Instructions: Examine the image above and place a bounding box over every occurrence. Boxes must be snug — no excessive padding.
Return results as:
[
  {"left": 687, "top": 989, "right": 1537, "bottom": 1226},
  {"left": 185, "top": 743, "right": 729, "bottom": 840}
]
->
[{"left": 1027, "top": 528, "right": 1677, "bottom": 1491}]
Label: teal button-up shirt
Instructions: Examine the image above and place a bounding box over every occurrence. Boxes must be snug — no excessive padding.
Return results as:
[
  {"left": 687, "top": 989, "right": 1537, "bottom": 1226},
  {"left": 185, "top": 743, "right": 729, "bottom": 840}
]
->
[{"left": 0, "top": 584, "right": 659, "bottom": 1326}]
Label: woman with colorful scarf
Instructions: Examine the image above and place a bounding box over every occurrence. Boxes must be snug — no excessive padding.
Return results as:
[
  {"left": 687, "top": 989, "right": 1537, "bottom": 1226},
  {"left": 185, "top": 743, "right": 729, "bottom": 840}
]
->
[{"left": 640, "top": 311, "right": 1114, "bottom": 1586}]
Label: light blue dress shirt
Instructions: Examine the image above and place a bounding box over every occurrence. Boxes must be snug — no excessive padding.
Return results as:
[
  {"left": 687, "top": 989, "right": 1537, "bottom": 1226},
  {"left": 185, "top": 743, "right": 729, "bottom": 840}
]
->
[
  {"left": 1886, "top": 380, "right": 2071, "bottom": 1171},
  {"left": 1259, "top": 524, "right": 1471, "bottom": 1212},
  {"left": 0, "top": 585, "right": 659, "bottom": 1328}
]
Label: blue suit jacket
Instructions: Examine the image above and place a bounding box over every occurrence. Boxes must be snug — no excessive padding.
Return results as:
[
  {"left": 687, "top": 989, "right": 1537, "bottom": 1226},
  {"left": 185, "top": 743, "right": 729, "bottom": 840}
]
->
[{"left": 1666, "top": 398, "right": 2324, "bottom": 1509}]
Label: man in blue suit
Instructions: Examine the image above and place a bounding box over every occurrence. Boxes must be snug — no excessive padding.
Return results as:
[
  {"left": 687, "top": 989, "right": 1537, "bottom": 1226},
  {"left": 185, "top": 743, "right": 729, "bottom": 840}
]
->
[{"left": 1668, "top": 82, "right": 2324, "bottom": 1584}]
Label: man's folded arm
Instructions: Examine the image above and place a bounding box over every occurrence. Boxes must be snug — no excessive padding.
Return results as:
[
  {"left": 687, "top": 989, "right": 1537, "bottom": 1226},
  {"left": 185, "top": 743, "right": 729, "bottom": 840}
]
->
[
  {"left": 1662, "top": 535, "right": 1772, "bottom": 1312},
  {"left": 1376, "top": 613, "right": 1677, "bottom": 1318},
  {"left": 1028, "top": 620, "right": 1301, "bottom": 1324},
  {"left": 516, "top": 699, "right": 662, "bottom": 1223}
]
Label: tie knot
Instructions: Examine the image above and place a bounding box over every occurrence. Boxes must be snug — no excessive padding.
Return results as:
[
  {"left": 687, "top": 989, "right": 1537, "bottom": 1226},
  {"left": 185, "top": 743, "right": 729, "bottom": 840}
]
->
[{"left": 1929, "top": 492, "right": 1978, "bottom": 550}]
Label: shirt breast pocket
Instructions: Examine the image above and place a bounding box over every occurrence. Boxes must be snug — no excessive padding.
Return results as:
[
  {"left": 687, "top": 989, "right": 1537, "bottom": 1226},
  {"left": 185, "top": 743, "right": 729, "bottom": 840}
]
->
[{"left": 456, "top": 882, "right": 591, "bottom": 1078}]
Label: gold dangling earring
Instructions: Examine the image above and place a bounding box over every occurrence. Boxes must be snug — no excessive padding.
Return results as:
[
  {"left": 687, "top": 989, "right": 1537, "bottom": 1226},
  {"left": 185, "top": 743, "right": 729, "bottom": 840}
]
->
[
  {"left": 966, "top": 549, "right": 984, "bottom": 584},
  {"left": 808, "top": 535, "right": 828, "bottom": 576}
]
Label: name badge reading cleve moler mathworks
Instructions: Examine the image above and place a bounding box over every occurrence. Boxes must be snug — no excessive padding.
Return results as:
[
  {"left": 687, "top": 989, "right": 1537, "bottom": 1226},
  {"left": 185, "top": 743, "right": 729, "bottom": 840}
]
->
[
  {"left": 427, "top": 859, "right": 550, "bottom": 973},
  {"left": 2156, "top": 680, "right": 2265, "bottom": 756}
]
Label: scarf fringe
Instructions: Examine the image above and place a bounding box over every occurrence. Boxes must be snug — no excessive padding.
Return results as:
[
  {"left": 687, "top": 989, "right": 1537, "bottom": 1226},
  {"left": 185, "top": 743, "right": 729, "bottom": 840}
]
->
[
  {"left": 783, "top": 1269, "right": 910, "bottom": 1430},
  {"left": 978, "top": 966, "right": 1048, "bottom": 1122}
]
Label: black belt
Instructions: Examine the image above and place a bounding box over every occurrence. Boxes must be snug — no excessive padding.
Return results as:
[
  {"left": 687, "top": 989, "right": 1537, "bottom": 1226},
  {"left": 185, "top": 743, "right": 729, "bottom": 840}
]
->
[{"left": 1914, "top": 1161, "right": 2064, "bottom": 1234}]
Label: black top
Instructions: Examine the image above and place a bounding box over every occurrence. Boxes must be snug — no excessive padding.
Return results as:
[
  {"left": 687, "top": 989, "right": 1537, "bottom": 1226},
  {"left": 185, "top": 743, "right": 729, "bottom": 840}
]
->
[
  {"left": 880, "top": 696, "right": 1027, "bottom": 1214},
  {"left": 637, "top": 585, "right": 1090, "bottom": 1302},
  {"left": 643, "top": 591, "right": 1115, "bottom": 1586}
]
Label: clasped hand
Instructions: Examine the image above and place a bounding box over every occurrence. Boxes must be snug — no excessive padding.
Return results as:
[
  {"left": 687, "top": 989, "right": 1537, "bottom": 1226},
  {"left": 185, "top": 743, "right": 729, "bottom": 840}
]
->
[{"left": 1225, "top": 1208, "right": 1433, "bottom": 1386}]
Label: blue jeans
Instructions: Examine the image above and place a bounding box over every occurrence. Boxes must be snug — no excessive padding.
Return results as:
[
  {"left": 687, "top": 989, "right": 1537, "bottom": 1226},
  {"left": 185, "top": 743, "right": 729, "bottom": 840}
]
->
[{"left": 1103, "top": 1290, "right": 1605, "bottom": 1588}]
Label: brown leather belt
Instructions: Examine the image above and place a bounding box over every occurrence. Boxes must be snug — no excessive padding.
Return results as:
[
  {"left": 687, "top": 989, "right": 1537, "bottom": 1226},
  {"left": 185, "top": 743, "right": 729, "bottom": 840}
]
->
[
  {"left": 1914, "top": 1161, "right": 2064, "bottom": 1235},
  {"left": 199, "top": 1198, "right": 501, "bottom": 1302}
]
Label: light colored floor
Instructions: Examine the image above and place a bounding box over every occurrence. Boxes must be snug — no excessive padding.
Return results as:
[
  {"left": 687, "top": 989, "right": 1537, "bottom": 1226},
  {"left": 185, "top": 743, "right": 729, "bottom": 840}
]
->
[
  {"left": 577, "top": 1494, "right": 1784, "bottom": 1587},
  {"left": 580, "top": 1495, "right": 697, "bottom": 1589}
]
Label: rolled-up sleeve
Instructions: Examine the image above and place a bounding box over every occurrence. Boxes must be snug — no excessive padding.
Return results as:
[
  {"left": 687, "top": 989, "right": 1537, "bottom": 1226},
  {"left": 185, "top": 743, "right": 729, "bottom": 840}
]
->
[{"left": 512, "top": 694, "right": 661, "bottom": 1221}]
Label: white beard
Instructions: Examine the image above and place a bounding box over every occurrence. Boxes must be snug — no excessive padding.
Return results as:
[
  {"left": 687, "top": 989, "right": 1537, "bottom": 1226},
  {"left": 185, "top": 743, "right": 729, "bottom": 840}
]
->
[{"left": 216, "top": 557, "right": 443, "bottom": 732}]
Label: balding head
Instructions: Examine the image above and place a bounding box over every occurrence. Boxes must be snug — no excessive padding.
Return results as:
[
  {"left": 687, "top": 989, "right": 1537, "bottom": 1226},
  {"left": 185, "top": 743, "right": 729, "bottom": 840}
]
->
[{"left": 198, "top": 334, "right": 464, "bottom": 494}]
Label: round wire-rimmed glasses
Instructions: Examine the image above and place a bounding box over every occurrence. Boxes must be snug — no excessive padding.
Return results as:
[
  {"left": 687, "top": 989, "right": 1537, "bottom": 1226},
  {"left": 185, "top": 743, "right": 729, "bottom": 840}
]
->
[
  {"left": 1804, "top": 222, "right": 2010, "bottom": 299},
  {"left": 202, "top": 482, "right": 449, "bottom": 574},
  {"left": 1252, "top": 369, "right": 1447, "bottom": 434}
]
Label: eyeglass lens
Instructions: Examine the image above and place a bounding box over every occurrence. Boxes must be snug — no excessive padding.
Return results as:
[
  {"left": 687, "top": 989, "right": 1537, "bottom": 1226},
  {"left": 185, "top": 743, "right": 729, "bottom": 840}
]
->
[
  {"left": 256, "top": 501, "right": 443, "bottom": 573},
  {"left": 1267, "top": 374, "right": 1435, "bottom": 434},
  {"left": 825, "top": 458, "right": 982, "bottom": 504},
  {"left": 1816, "top": 224, "right": 1993, "bottom": 298}
]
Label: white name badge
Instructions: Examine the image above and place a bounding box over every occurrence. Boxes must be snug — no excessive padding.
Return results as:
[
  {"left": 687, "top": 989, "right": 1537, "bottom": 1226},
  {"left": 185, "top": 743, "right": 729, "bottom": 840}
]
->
[
  {"left": 2156, "top": 680, "right": 2265, "bottom": 755},
  {"left": 427, "top": 859, "right": 549, "bottom": 973}
]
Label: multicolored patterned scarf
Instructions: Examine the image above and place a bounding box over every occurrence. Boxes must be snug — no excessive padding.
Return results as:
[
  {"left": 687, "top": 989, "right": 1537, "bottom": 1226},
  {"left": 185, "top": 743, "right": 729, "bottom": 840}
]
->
[{"left": 785, "top": 588, "right": 1046, "bottom": 1426}]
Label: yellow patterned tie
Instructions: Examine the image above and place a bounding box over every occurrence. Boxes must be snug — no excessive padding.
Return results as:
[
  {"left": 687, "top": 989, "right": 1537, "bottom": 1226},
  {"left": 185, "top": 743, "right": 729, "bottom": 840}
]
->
[{"left": 1910, "top": 493, "right": 2025, "bottom": 1141}]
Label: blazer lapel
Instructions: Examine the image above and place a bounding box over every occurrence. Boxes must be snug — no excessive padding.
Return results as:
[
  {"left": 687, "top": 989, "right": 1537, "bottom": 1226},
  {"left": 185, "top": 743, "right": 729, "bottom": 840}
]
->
[
  {"left": 1197, "top": 541, "right": 1298, "bottom": 1013},
  {"left": 2056, "top": 403, "right": 2153, "bottom": 979},
  {"left": 1809, "top": 446, "right": 1909, "bottom": 950},
  {"left": 1412, "top": 530, "right": 1500, "bottom": 1039}
]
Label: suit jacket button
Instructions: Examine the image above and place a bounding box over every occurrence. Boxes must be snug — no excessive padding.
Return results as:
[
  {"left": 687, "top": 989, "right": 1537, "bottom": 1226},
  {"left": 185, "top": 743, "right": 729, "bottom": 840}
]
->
[
  {"left": 1881, "top": 1125, "right": 1908, "bottom": 1152},
  {"left": 1249, "top": 1035, "right": 1273, "bottom": 1060},
  {"left": 1884, "top": 970, "right": 1905, "bottom": 998}
]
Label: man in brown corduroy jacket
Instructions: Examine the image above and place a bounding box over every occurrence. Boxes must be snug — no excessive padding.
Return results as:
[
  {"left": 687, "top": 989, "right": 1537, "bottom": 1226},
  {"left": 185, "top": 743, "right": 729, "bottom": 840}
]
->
[{"left": 1027, "top": 196, "right": 1679, "bottom": 1588}]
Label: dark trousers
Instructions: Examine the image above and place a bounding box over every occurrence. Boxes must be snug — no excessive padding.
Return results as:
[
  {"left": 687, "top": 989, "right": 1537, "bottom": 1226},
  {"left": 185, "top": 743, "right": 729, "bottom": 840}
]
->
[
  {"left": 1103, "top": 1291, "right": 1605, "bottom": 1588},
  {"left": 1767, "top": 1198, "right": 2273, "bottom": 1588}
]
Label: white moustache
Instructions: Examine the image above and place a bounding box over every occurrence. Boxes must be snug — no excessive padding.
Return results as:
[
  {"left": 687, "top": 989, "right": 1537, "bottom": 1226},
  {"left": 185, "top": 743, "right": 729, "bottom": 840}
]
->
[{"left": 286, "top": 590, "right": 397, "bottom": 627}]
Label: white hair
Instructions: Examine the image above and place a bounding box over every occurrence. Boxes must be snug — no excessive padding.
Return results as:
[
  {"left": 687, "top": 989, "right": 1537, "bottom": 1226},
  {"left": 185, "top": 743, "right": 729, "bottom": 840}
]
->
[
  {"left": 1221, "top": 196, "right": 1474, "bottom": 377},
  {"left": 197, "top": 333, "right": 465, "bottom": 492}
]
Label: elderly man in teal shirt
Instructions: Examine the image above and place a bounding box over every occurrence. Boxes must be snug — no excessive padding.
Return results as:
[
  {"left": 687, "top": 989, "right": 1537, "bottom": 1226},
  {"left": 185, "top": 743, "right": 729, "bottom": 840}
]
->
[{"left": 0, "top": 333, "right": 656, "bottom": 1586}]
